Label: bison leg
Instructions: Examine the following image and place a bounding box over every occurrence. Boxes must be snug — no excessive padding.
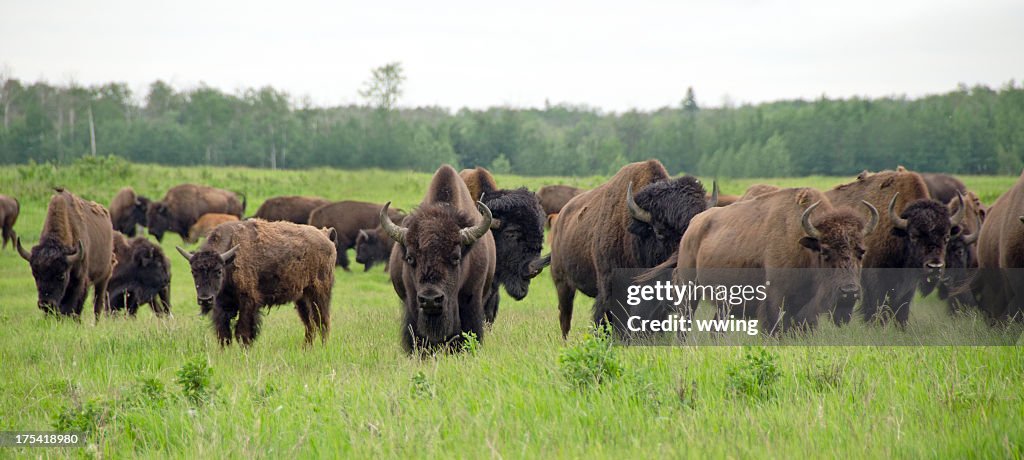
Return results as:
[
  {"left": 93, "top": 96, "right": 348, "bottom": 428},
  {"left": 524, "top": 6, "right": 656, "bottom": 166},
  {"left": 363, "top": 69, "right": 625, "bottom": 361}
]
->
[
  {"left": 483, "top": 280, "right": 500, "bottom": 324},
  {"left": 233, "top": 304, "right": 263, "bottom": 347},
  {"left": 61, "top": 275, "right": 89, "bottom": 319},
  {"left": 295, "top": 299, "right": 316, "bottom": 346},
  {"left": 211, "top": 306, "right": 235, "bottom": 346},
  {"left": 93, "top": 277, "right": 110, "bottom": 322},
  {"left": 337, "top": 248, "right": 351, "bottom": 272},
  {"left": 154, "top": 287, "right": 172, "bottom": 317},
  {"left": 458, "top": 290, "right": 486, "bottom": 348},
  {"left": 310, "top": 290, "right": 331, "bottom": 343},
  {"left": 555, "top": 280, "right": 576, "bottom": 339}
]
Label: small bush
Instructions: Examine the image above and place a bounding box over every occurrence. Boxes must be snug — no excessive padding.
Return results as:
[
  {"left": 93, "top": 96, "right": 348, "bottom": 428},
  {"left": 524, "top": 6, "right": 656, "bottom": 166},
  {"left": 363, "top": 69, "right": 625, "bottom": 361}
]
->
[
  {"left": 806, "top": 360, "right": 845, "bottom": 392},
  {"left": 125, "top": 377, "right": 167, "bottom": 408},
  {"left": 726, "top": 347, "right": 782, "bottom": 401},
  {"left": 410, "top": 371, "right": 435, "bottom": 400},
  {"left": 53, "top": 399, "right": 106, "bottom": 434},
  {"left": 677, "top": 380, "right": 699, "bottom": 410},
  {"left": 559, "top": 324, "right": 624, "bottom": 390},
  {"left": 176, "top": 356, "right": 214, "bottom": 405},
  {"left": 460, "top": 331, "right": 481, "bottom": 355}
]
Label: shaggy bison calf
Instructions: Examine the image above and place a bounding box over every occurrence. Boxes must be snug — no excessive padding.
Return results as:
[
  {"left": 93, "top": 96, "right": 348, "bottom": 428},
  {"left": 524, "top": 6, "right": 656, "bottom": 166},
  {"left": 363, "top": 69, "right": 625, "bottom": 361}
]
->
[
  {"left": 187, "top": 213, "right": 240, "bottom": 243},
  {"left": 177, "top": 219, "right": 337, "bottom": 346},
  {"left": 1, "top": 194, "right": 21, "bottom": 250},
  {"left": 109, "top": 232, "right": 171, "bottom": 316}
]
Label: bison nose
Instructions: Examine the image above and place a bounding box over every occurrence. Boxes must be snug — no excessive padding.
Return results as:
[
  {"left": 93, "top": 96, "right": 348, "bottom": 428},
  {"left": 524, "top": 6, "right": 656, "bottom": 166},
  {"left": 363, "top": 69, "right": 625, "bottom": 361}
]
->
[
  {"left": 839, "top": 284, "right": 860, "bottom": 299},
  {"left": 926, "top": 261, "right": 944, "bottom": 271},
  {"left": 417, "top": 291, "right": 445, "bottom": 314},
  {"left": 197, "top": 295, "right": 215, "bottom": 305},
  {"left": 37, "top": 300, "right": 53, "bottom": 311}
]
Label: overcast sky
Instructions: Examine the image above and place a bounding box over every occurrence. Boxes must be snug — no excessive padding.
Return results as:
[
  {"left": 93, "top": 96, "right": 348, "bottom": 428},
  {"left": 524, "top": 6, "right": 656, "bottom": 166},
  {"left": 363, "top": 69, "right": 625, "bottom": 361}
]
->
[{"left": 2, "top": 0, "right": 1022, "bottom": 111}]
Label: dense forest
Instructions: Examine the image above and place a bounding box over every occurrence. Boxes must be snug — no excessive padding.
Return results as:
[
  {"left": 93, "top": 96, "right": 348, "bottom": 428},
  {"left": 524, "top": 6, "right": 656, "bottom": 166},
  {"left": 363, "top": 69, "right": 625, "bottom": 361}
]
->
[{"left": 1, "top": 64, "right": 1022, "bottom": 177}]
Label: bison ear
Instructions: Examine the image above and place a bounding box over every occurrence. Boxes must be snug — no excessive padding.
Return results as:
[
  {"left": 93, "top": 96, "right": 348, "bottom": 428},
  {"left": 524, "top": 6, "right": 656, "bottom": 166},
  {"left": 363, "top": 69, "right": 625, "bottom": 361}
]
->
[
  {"left": 326, "top": 228, "right": 338, "bottom": 243},
  {"left": 158, "top": 203, "right": 169, "bottom": 215},
  {"left": 357, "top": 229, "right": 368, "bottom": 242},
  {"left": 798, "top": 237, "right": 821, "bottom": 252}
]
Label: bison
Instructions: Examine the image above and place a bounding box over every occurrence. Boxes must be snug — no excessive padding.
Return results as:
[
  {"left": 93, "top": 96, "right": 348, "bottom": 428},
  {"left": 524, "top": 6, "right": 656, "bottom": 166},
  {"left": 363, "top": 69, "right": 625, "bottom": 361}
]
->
[
  {"left": 108, "top": 232, "right": 171, "bottom": 317},
  {"left": 381, "top": 165, "right": 496, "bottom": 353},
  {"left": 920, "top": 172, "right": 968, "bottom": 205},
  {"left": 459, "top": 167, "right": 499, "bottom": 201},
  {"left": 252, "top": 195, "right": 330, "bottom": 225},
  {"left": 972, "top": 170, "right": 1024, "bottom": 322},
  {"left": 550, "top": 160, "right": 717, "bottom": 338},
  {"left": 308, "top": 201, "right": 405, "bottom": 271},
  {"left": 669, "top": 188, "right": 878, "bottom": 332},
  {"left": 825, "top": 169, "right": 963, "bottom": 326},
  {"left": 146, "top": 184, "right": 245, "bottom": 242},
  {"left": 537, "top": 185, "right": 585, "bottom": 216},
  {"left": 176, "top": 219, "right": 337, "bottom": 346},
  {"left": 355, "top": 227, "right": 395, "bottom": 272},
  {"left": 109, "top": 187, "right": 151, "bottom": 237},
  {"left": 17, "top": 188, "right": 113, "bottom": 320},
  {"left": 919, "top": 191, "right": 984, "bottom": 314},
  {"left": 187, "top": 213, "right": 240, "bottom": 244},
  {"left": 0, "top": 194, "right": 18, "bottom": 250},
  {"left": 740, "top": 184, "right": 781, "bottom": 201}
]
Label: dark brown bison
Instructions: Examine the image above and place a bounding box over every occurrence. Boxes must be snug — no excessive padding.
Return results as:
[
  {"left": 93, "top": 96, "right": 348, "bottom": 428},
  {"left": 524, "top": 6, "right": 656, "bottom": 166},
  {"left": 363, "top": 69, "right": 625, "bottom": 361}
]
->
[
  {"left": 17, "top": 188, "right": 113, "bottom": 320},
  {"left": 920, "top": 190, "right": 983, "bottom": 314},
  {"left": 459, "top": 167, "right": 499, "bottom": 202},
  {"left": 108, "top": 232, "right": 171, "bottom": 317},
  {"left": 740, "top": 184, "right": 781, "bottom": 201},
  {"left": 825, "top": 169, "right": 963, "bottom": 326},
  {"left": 0, "top": 194, "right": 18, "bottom": 250},
  {"left": 381, "top": 165, "right": 496, "bottom": 353},
  {"left": 671, "top": 188, "right": 878, "bottom": 332},
  {"left": 480, "top": 187, "right": 551, "bottom": 323},
  {"left": 972, "top": 170, "right": 1024, "bottom": 322},
  {"left": 252, "top": 195, "right": 330, "bottom": 225},
  {"left": 920, "top": 172, "right": 968, "bottom": 205},
  {"left": 187, "top": 213, "right": 240, "bottom": 244},
  {"left": 109, "top": 187, "right": 150, "bottom": 237},
  {"left": 176, "top": 219, "right": 337, "bottom": 346},
  {"left": 355, "top": 227, "right": 394, "bottom": 271},
  {"left": 146, "top": 184, "right": 245, "bottom": 242},
  {"left": 308, "top": 201, "right": 405, "bottom": 271},
  {"left": 550, "top": 160, "right": 717, "bottom": 338},
  {"left": 537, "top": 185, "right": 585, "bottom": 215}
]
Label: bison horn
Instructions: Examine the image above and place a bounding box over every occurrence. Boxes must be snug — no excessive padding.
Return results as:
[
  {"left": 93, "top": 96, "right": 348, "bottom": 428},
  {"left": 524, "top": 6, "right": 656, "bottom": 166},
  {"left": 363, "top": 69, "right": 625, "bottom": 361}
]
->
[
  {"left": 527, "top": 253, "right": 552, "bottom": 278},
  {"left": 962, "top": 216, "right": 981, "bottom": 245},
  {"left": 948, "top": 192, "right": 966, "bottom": 227},
  {"left": 626, "top": 182, "right": 652, "bottom": 224},
  {"left": 800, "top": 201, "right": 823, "bottom": 239},
  {"left": 16, "top": 236, "right": 31, "bottom": 261},
  {"left": 888, "top": 193, "right": 909, "bottom": 230},
  {"left": 490, "top": 218, "right": 502, "bottom": 230},
  {"left": 175, "top": 246, "right": 194, "bottom": 261},
  {"left": 706, "top": 181, "right": 720, "bottom": 208},
  {"left": 219, "top": 245, "right": 239, "bottom": 263},
  {"left": 861, "top": 200, "right": 880, "bottom": 237},
  {"left": 460, "top": 201, "right": 493, "bottom": 245},
  {"left": 380, "top": 202, "right": 408, "bottom": 245},
  {"left": 357, "top": 229, "right": 368, "bottom": 241},
  {"left": 65, "top": 240, "right": 84, "bottom": 264}
]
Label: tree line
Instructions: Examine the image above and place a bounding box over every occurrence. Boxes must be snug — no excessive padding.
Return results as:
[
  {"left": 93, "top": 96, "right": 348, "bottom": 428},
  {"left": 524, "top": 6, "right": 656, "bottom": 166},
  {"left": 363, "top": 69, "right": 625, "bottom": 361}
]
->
[{"left": 2, "top": 66, "right": 1022, "bottom": 177}]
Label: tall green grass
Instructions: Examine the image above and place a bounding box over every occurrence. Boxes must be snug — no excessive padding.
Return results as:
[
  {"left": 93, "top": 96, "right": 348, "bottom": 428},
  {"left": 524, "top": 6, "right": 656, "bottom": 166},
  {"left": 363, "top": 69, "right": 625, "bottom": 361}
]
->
[{"left": 0, "top": 160, "right": 1021, "bottom": 458}]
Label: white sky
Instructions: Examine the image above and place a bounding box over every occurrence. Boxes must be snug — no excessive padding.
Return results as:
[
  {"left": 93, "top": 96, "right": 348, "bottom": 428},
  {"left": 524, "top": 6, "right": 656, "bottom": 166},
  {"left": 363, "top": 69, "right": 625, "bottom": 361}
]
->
[{"left": 2, "top": 0, "right": 1022, "bottom": 111}]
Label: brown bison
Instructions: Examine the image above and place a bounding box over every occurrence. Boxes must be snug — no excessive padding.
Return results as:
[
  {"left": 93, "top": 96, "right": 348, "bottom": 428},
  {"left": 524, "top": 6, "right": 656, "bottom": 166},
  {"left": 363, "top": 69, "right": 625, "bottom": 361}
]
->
[
  {"left": 355, "top": 227, "right": 395, "bottom": 271},
  {"left": 710, "top": 194, "right": 740, "bottom": 207},
  {"left": 108, "top": 232, "right": 171, "bottom": 317},
  {"left": 381, "top": 165, "right": 496, "bottom": 353},
  {"left": 0, "top": 194, "right": 18, "bottom": 250},
  {"left": 740, "top": 184, "right": 781, "bottom": 201},
  {"left": 671, "top": 188, "right": 878, "bottom": 332},
  {"left": 972, "top": 170, "right": 1024, "bottom": 321},
  {"left": 920, "top": 190, "right": 983, "bottom": 314},
  {"left": 176, "top": 219, "right": 337, "bottom": 346},
  {"left": 920, "top": 172, "right": 968, "bottom": 205},
  {"left": 550, "top": 160, "right": 717, "bottom": 338},
  {"left": 187, "top": 213, "right": 240, "bottom": 244},
  {"left": 825, "top": 169, "right": 963, "bottom": 326},
  {"left": 146, "top": 184, "right": 245, "bottom": 242},
  {"left": 252, "top": 195, "right": 330, "bottom": 225},
  {"left": 537, "top": 185, "right": 585, "bottom": 216},
  {"left": 109, "top": 187, "right": 151, "bottom": 237},
  {"left": 309, "top": 201, "right": 405, "bottom": 271},
  {"left": 17, "top": 188, "right": 113, "bottom": 320},
  {"left": 459, "top": 167, "right": 499, "bottom": 201}
]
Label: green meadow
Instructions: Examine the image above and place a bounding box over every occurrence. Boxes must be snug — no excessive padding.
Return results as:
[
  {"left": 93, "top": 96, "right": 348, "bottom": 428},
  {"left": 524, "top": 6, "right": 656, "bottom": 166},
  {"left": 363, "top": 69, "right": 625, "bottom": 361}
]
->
[{"left": 1, "top": 158, "right": 1022, "bottom": 458}]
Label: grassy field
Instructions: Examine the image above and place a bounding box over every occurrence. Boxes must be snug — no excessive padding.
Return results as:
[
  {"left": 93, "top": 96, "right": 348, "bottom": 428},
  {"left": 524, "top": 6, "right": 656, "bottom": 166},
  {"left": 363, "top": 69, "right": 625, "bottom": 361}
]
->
[{"left": 1, "top": 158, "right": 1022, "bottom": 458}]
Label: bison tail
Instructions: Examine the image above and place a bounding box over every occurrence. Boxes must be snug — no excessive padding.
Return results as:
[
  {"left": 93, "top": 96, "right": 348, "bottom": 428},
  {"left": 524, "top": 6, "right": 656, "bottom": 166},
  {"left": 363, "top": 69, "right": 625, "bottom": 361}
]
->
[
  {"left": 634, "top": 252, "right": 678, "bottom": 284},
  {"left": 238, "top": 192, "right": 248, "bottom": 214}
]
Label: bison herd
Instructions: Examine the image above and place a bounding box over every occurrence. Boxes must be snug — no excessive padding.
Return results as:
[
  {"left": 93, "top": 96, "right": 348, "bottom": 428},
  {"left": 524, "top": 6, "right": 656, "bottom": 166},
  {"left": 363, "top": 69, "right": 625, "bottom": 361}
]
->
[{"left": 5, "top": 160, "right": 1024, "bottom": 352}]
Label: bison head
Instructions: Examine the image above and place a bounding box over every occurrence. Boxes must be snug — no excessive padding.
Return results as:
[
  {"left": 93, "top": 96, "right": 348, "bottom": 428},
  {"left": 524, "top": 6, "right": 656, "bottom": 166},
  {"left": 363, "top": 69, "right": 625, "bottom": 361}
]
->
[
  {"left": 888, "top": 192, "right": 964, "bottom": 278},
  {"left": 381, "top": 201, "right": 491, "bottom": 342},
  {"left": 799, "top": 201, "right": 879, "bottom": 301},
  {"left": 627, "top": 176, "right": 717, "bottom": 267},
  {"left": 355, "top": 228, "right": 392, "bottom": 272},
  {"left": 176, "top": 245, "right": 239, "bottom": 314},
  {"left": 482, "top": 188, "right": 551, "bottom": 300},
  {"left": 18, "top": 237, "right": 83, "bottom": 313},
  {"left": 146, "top": 202, "right": 172, "bottom": 242}
]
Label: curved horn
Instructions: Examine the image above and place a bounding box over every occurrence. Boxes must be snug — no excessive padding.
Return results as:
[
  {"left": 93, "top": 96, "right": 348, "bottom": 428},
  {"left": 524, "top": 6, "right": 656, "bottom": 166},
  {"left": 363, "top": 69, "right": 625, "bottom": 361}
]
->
[
  {"left": 706, "top": 180, "right": 720, "bottom": 208},
  {"left": 460, "top": 201, "right": 493, "bottom": 245},
  {"left": 16, "top": 237, "right": 31, "bottom": 261},
  {"left": 357, "top": 229, "right": 369, "bottom": 241},
  {"left": 861, "top": 200, "right": 880, "bottom": 237},
  {"left": 949, "top": 192, "right": 965, "bottom": 227},
  {"left": 527, "top": 253, "right": 552, "bottom": 278},
  {"left": 379, "top": 202, "right": 407, "bottom": 245},
  {"left": 888, "top": 193, "right": 909, "bottom": 230},
  {"left": 626, "top": 182, "right": 652, "bottom": 224},
  {"left": 962, "top": 216, "right": 981, "bottom": 245},
  {"left": 800, "top": 201, "right": 822, "bottom": 239},
  {"left": 490, "top": 218, "right": 502, "bottom": 230},
  {"left": 176, "top": 246, "right": 194, "bottom": 261},
  {"left": 219, "top": 245, "right": 239, "bottom": 263},
  {"left": 65, "top": 240, "right": 84, "bottom": 264}
]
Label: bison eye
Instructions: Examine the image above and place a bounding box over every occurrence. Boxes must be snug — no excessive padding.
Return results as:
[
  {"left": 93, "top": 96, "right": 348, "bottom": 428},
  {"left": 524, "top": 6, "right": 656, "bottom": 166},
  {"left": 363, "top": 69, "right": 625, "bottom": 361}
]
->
[{"left": 405, "top": 255, "right": 416, "bottom": 267}]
